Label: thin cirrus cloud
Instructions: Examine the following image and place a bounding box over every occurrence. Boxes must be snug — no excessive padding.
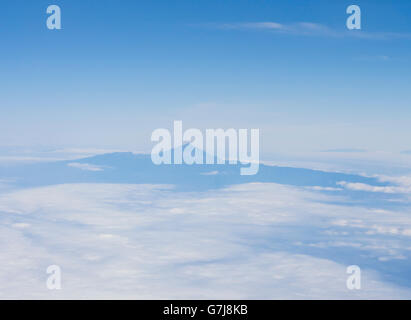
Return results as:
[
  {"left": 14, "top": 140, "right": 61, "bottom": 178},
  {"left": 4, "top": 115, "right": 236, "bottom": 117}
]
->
[
  {"left": 210, "top": 21, "right": 411, "bottom": 39},
  {"left": 67, "top": 163, "right": 106, "bottom": 172},
  {"left": 219, "top": 21, "right": 335, "bottom": 36}
]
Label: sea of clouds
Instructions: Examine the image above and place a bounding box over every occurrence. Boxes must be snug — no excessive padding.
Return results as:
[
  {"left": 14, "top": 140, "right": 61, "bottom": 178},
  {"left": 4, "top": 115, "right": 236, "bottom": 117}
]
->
[{"left": 1, "top": 178, "right": 411, "bottom": 299}]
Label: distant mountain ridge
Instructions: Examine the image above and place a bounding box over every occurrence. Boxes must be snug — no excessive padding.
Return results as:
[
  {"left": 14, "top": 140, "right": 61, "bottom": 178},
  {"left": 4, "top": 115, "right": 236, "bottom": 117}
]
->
[{"left": 0, "top": 152, "right": 389, "bottom": 192}]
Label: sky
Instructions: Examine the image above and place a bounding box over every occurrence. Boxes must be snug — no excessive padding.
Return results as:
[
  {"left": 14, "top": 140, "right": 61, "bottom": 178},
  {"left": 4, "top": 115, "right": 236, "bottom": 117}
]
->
[
  {"left": 0, "top": 0, "right": 411, "bottom": 154},
  {"left": 1, "top": 1, "right": 411, "bottom": 299}
]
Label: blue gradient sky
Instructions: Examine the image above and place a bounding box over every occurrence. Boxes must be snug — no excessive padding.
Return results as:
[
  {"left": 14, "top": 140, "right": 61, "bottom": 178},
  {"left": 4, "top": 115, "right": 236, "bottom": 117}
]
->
[{"left": 0, "top": 0, "right": 410, "bottom": 154}]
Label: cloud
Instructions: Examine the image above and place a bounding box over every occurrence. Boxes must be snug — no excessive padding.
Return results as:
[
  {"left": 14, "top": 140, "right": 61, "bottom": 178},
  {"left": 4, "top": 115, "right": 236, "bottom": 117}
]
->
[
  {"left": 11, "top": 222, "right": 30, "bottom": 229},
  {"left": 221, "top": 22, "right": 285, "bottom": 30},
  {"left": 217, "top": 21, "right": 337, "bottom": 37},
  {"left": 200, "top": 170, "right": 219, "bottom": 176},
  {"left": 378, "top": 175, "right": 411, "bottom": 188},
  {"left": 211, "top": 21, "right": 411, "bottom": 39},
  {"left": 338, "top": 177, "right": 411, "bottom": 194},
  {"left": 67, "top": 163, "right": 106, "bottom": 172},
  {"left": 322, "top": 148, "right": 367, "bottom": 153},
  {"left": 338, "top": 181, "right": 401, "bottom": 194},
  {"left": 307, "top": 186, "right": 343, "bottom": 191},
  {"left": 1, "top": 182, "right": 411, "bottom": 298},
  {"left": 0, "top": 147, "right": 128, "bottom": 165},
  {"left": 354, "top": 55, "right": 391, "bottom": 62}
]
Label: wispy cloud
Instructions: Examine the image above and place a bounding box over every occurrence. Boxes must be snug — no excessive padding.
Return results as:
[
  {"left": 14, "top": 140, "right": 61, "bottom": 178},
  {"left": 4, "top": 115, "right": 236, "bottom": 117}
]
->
[
  {"left": 67, "top": 162, "right": 106, "bottom": 172},
  {"left": 354, "top": 55, "right": 392, "bottom": 62},
  {"left": 210, "top": 21, "right": 411, "bottom": 39},
  {"left": 338, "top": 181, "right": 404, "bottom": 194},
  {"left": 216, "top": 21, "right": 337, "bottom": 37},
  {"left": 322, "top": 148, "right": 367, "bottom": 153},
  {"left": 338, "top": 175, "right": 411, "bottom": 194}
]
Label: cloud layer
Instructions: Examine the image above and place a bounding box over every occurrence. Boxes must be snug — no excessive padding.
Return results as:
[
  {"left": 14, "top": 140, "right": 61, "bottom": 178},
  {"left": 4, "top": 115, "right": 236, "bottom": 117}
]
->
[{"left": 1, "top": 182, "right": 411, "bottom": 299}]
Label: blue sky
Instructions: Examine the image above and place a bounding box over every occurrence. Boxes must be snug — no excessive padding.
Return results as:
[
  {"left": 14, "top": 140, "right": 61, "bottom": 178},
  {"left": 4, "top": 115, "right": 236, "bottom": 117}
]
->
[{"left": 0, "top": 0, "right": 410, "bottom": 154}]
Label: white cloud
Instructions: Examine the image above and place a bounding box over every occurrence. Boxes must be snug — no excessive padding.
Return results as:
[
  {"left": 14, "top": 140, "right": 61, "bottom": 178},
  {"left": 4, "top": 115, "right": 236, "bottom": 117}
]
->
[
  {"left": 213, "top": 21, "right": 411, "bottom": 39},
  {"left": 224, "top": 22, "right": 285, "bottom": 30},
  {"left": 0, "top": 183, "right": 411, "bottom": 298},
  {"left": 338, "top": 180, "right": 411, "bottom": 194},
  {"left": 11, "top": 223, "right": 30, "bottom": 229},
  {"left": 307, "top": 186, "right": 343, "bottom": 191},
  {"left": 200, "top": 170, "right": 219, "bottom": 176},
  {"left": 67, "top": 163, "right": 106, "bottom": 172},
  {"left": 338, "top": 181, "right": 398, "bottom": 193},
  {"left": 378, "top": 175, "right": 411, "bottom": 188},
  {"left": 217, "top": 21, "right": 337, "bottom": 37}
]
